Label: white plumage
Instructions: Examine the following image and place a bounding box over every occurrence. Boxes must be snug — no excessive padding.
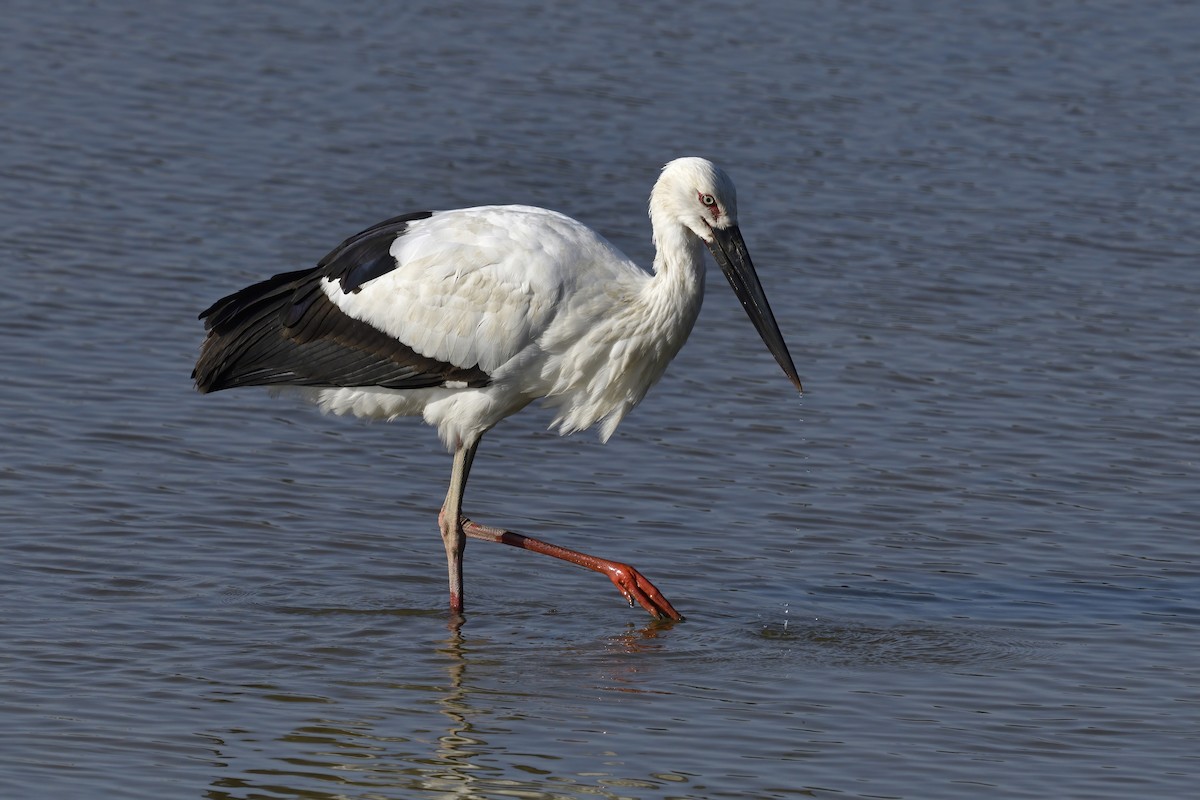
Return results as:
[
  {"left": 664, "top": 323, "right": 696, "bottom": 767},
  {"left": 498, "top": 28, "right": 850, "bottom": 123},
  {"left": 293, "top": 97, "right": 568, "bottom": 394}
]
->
[
  {"left": 306, "top": 203, "right": 688, "bottom": 447},
  {"left": 195, "top": 157, "right": 801, "bottom": 621}
]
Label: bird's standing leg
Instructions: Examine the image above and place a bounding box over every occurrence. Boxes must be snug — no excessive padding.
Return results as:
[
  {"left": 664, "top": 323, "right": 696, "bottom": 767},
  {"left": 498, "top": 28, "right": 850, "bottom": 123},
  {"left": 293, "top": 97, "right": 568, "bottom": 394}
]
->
[
  {"left": 460, "top": 518, "right": 684, "bottom": 621},
  {"left": 438, "top": 439, "right": 478, "bottom": 616}
]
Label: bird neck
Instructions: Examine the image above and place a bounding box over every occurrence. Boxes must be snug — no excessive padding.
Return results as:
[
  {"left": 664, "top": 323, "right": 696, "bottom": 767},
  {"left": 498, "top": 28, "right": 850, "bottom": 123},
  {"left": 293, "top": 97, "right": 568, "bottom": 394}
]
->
[
  {"left": 650, "top": 214, "right": 706, "bottom": 292},
  {"left": 644, "top": 215, "right": 706, "bottom": 335}
]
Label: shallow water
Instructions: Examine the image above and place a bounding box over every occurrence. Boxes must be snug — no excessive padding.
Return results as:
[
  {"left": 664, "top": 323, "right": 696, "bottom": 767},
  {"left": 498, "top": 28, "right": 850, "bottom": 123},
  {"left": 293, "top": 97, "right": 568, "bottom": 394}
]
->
[{"left": 2, "top": 1, "right": 1198, "bottom": 798}]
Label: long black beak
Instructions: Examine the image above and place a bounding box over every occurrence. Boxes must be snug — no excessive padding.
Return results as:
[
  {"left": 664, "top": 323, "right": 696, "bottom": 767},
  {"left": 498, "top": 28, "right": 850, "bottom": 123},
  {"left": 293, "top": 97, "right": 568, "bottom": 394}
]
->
[{"left": 706, "top": 224, "right": 803, "bottom": 393}]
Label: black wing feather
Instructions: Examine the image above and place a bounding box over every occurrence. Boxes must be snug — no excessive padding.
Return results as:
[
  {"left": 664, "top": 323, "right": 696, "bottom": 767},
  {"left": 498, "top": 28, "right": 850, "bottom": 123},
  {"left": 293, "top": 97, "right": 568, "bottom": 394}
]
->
[
  {"left": 192, "top": 212, "right": 491, "bottom": 393},
  {"left": 320, "top": 211, "right": 434, "bottom": 293}
]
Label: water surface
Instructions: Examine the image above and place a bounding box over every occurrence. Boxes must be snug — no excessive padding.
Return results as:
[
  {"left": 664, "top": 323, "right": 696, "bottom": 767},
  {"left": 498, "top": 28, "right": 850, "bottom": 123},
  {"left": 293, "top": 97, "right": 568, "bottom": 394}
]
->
[{"left": 2, "top": 1, "right": 1197, "bottom": 798}]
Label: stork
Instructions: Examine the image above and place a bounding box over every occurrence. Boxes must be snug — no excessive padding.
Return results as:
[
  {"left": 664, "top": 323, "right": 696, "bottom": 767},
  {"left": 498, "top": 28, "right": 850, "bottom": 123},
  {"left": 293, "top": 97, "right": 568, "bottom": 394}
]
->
[{"left": 193, "top": 157, "right": 802, "bottom": 621}]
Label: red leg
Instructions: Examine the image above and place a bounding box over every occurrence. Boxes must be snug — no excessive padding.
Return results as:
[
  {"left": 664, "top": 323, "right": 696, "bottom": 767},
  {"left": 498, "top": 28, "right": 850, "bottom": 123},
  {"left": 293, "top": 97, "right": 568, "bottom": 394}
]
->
[
  {"left": 460, "top": 517, "right": 684, "bottom": 621},
  {"left": 440, "top": 435, "right": 682, "bottom": 621}
]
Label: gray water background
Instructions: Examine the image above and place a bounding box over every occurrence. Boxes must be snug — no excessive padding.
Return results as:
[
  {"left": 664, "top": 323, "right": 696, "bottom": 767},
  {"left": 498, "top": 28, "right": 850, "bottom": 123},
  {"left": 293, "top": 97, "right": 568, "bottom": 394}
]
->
[{"left": 2, "top": 1, "right": 1197, "bottom": 798}]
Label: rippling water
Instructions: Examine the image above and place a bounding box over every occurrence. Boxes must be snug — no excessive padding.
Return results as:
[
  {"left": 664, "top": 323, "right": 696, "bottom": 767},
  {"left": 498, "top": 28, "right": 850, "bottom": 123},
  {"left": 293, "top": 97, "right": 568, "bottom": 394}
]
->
[{"left": 2, "top": 1, "right": 1197, "bottom": 798}]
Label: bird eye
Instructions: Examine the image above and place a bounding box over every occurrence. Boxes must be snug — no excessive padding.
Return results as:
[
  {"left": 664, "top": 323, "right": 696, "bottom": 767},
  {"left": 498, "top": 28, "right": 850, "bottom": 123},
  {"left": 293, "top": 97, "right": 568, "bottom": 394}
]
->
[{"left": 700, "top": 193, "right": 717, "bottom": 207}]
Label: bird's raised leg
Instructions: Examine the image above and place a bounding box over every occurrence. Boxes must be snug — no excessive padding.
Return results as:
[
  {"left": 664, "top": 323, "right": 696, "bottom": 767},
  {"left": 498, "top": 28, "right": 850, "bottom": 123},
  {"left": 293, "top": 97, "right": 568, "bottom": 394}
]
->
[
  {"left": 438, "top": 440, "right": 478, "bottom": 616},
  {"left": 459, "top": 518, "right": 684, "bottom": 621},
  {"left": 439, "top": 436, "right": 681, "bottom": 621}
]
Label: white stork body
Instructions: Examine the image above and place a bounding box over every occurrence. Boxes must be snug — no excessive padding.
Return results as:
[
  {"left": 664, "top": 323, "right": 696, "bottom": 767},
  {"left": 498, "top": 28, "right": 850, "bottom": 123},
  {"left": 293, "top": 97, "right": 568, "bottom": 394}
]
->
[
  {"left": 304, "top": 203, "right": 703, "bottom": 449},
  {"left": 195, "top": 158, "right": 801, "bottom": 621}
]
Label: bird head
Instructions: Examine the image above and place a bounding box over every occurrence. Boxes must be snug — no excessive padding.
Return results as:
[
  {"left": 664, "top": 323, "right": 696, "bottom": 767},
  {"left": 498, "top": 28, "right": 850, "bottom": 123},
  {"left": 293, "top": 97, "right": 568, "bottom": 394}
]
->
[
  {"left": 651, "top": 157, "right": 740, "bottom": 242},
  {"left": 651, "top": 157, "right": 803, "bottom": 394}
]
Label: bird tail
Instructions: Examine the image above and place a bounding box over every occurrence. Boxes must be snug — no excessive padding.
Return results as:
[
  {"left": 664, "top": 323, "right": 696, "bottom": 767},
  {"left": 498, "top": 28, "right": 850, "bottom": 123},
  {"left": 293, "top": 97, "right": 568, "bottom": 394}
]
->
[
  {"left": 192, "top": 268, "right": 318, "bottom": 393},
  {"left": 192, "top": 267, "right": 492, "bottom": 394}
]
